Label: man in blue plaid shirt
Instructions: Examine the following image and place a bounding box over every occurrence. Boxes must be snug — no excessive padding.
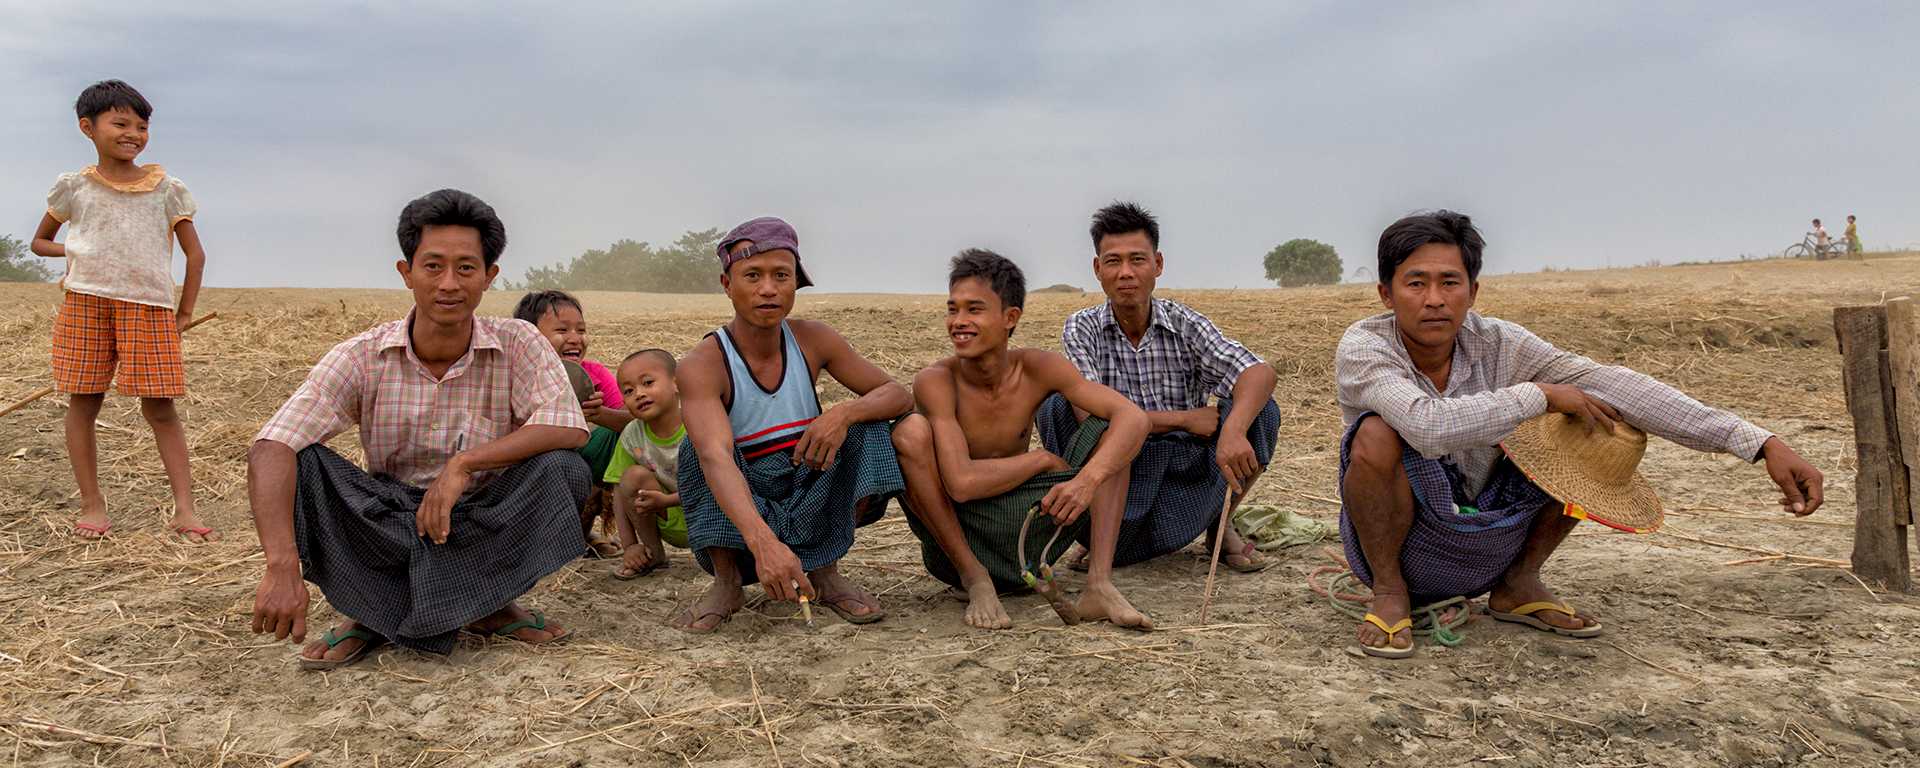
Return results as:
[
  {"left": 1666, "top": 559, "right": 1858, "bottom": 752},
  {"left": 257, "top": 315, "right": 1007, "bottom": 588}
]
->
[{"left": 1039, "top": 202, "right": 1283, "bottom": 571}]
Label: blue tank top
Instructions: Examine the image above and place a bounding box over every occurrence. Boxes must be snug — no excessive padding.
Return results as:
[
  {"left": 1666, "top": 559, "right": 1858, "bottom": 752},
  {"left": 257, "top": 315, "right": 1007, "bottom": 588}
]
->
[{"left": 713, "top": 321, "right": 822, "bottom": 459}]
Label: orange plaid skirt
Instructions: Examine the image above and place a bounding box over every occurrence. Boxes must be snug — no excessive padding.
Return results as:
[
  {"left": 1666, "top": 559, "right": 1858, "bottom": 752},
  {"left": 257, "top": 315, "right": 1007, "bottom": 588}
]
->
[{"left": 51, "top": 291, "right": 186, "bottom": 397}]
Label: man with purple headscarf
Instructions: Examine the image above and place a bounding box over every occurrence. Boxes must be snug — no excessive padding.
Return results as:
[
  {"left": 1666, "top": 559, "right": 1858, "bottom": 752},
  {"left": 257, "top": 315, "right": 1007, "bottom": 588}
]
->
[{"left": 670, "top": 216, "right": 912, "bottom": 633}]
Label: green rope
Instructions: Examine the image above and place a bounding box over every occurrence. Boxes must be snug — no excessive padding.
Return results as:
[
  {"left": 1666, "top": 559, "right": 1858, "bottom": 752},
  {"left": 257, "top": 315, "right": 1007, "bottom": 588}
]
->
[{"left": 1315, "top": 569, "right": 1470, "bottom": 647}]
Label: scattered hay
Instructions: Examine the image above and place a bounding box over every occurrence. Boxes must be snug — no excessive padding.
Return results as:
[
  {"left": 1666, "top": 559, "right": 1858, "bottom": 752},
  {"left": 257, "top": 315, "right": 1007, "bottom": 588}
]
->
[{"left": 0, "top": 256, "right": 1911, "bottom": 764}]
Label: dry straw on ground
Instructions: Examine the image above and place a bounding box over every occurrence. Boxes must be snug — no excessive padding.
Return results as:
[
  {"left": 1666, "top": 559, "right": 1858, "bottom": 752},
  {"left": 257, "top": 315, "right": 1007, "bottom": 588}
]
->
[{"left": 0, "top": 256, "right": 1917, "bottom": 766}]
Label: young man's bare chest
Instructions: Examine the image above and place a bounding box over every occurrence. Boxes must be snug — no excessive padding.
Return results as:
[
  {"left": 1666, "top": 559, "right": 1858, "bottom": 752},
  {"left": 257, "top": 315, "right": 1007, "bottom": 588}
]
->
[{"left": 951, "top": 366, "right": 1051, "bottom": 460}]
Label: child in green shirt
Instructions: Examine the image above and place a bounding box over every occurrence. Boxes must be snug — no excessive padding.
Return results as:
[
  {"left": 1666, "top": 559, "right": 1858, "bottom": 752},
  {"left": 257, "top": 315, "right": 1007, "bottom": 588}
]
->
[{"left": 606, "top": 348, "right": 688, "bottom": 579}]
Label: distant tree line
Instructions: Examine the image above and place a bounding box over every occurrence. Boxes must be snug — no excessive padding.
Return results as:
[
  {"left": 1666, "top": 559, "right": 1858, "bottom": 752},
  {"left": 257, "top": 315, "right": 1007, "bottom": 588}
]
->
[
  {"left": 512, "top": 228, "right": 724, "bottom": 293},
  {"left": 0, "top": 235, "right": 59, "bottom": 283}
]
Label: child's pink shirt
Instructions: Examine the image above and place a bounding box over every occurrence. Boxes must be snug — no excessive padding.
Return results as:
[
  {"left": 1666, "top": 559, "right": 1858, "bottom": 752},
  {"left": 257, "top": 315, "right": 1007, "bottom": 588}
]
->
[{"left": 581, "top": 359, "right": 623, "bottom": 409}]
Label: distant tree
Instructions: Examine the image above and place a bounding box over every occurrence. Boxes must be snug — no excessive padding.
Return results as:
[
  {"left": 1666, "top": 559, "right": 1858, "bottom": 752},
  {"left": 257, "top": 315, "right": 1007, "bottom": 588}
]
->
[
  {"left": 1262, "top": 238, "right": 1342, "bottom": 287},
  {"left": 0, "top": 235, "right": 58, "bottom": 283},
  {"left": 519, "top": 228, "right": 724, "bottom": 293}
]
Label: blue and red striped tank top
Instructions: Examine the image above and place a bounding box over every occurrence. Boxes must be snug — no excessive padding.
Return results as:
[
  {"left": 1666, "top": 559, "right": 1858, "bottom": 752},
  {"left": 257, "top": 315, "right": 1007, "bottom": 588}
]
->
[{"left": 714, "top": 321, "right": 821, "bottom": 460}]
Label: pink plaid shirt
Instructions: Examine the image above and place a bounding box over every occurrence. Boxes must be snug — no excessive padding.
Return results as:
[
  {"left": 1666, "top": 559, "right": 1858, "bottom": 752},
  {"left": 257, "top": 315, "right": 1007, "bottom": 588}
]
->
[{"left": 256, "top": 311, "right": 588, "bottom": 487}]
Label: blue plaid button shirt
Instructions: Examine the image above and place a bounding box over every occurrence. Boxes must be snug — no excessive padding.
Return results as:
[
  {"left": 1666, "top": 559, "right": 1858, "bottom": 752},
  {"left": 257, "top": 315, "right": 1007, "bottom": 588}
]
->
[{"left": 1062, "top": 299, "right": 1264, "bottom": 411}]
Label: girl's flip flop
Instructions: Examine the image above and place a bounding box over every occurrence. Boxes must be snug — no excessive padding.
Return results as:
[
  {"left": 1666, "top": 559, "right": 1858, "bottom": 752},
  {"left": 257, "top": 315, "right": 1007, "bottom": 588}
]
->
[{"left": 72, "top": 521, "right": 112, "bottom": 539}]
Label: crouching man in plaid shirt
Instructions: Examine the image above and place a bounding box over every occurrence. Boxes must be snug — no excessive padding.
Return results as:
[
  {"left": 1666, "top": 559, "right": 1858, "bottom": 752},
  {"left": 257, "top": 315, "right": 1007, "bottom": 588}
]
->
[
  {"left": 1045, "top": 202, "right": 1283, "bottom": 573},
  {"left": 248, "top": 189, "right": 592, "bottom": 670}
]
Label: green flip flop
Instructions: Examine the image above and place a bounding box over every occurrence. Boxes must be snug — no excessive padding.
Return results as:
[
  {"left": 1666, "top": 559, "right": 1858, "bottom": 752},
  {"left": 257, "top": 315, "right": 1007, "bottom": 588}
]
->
[
  {"left": 298, "top": 626, "right": 385, "bottom": 671},
  {"left": 481, "top": 610, "right": 574, "bottom": 646}
]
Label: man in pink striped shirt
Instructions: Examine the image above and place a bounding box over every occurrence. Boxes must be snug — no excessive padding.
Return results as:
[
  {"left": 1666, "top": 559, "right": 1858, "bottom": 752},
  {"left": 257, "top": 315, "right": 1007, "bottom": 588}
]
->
[{"left": 247, "top": 189, "right": 593, "bottom": 669}]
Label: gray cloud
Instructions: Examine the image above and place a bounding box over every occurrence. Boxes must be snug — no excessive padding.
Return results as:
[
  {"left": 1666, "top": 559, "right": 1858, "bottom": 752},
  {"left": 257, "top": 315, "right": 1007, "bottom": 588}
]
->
[{"left": 3, "top": 1, "right": 1914, "bottom": 295}]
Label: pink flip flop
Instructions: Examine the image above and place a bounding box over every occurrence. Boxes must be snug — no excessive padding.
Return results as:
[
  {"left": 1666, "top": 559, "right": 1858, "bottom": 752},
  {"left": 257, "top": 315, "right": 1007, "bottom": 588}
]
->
[
  {"left": 172, "top": 525, "right": 217, "bottom": 543},
  {"left": 72, "top": 521, "right": 112, "bottom": 539}
]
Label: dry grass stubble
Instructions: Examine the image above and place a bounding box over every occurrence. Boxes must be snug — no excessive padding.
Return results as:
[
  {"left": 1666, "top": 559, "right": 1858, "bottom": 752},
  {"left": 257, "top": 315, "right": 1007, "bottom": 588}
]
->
[{"left": 0, "top": 255, "right": 1916, "bottom": 765}]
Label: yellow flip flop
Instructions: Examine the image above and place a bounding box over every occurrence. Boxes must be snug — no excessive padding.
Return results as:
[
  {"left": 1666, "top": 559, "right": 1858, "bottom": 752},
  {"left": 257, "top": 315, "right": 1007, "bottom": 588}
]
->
[
  {"left": 1359, "top": 613, "right": 1416, "bottom": 659},
  {"left": 1489, "top": 601, "right": 1604, "bottom": 638}
]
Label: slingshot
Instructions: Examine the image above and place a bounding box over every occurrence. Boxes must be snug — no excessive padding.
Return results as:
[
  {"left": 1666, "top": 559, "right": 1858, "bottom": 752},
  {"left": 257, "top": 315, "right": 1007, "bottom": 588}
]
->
[{"left": 1016, "top": 503, "right": 1081, "bottom": 625}]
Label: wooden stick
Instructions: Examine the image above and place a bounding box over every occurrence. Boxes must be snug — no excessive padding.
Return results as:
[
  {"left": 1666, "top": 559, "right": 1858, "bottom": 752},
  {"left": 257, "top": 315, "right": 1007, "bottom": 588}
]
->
[
  {"left": 747, "top": 665, "right": 784, "bottom": 768},
  {"left": 1600, "top": 640, "right": 1703, "bottom": 684},
  {"left": 270, "top": 751, "right": 313, "bottom": 768},
  {"left": 0, "top": 312, "right": 219, "bottom": 418},
  {"left": 1198, "top": 489, "right": 1236, "bottom": 624}
]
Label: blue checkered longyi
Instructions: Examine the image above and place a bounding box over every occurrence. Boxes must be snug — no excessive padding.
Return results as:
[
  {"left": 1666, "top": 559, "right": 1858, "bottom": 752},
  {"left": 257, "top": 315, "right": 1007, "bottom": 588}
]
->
[
  {"left": 1336, "top": 413, "right": 1555, "bottom": 605},
  {"left": 678, "top": 420, "right": 903, "bottom": 585},
  {"left": 1036, "top": 394, "right": 1281, "bottom": 567}
]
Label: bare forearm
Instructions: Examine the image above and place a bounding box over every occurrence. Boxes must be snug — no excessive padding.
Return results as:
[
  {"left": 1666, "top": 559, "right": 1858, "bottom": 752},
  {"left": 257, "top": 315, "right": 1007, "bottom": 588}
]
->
[
  {"left": 452, "top": 425, "right": 587, "bottom": 474},
  {"left": 177, "top": 253, "right": 205, "bottom": 316},
  {"left": 693, "top": 439, "right": 780, "bottom": 549},
  {"left": 1078, "top": 410, "right": 1149, "bottom": 485},
  {"left": 31, "top": 239, "right": 64, "bottom": 258},
  {"left": 949, "top": 451, "right": 1058, "bottom": 503},
  {"left": 1223, "top": 364, "right": 1277, "bottom": 435},
  {"left": 1148, "top": 409, "right": 1210, "bottom": 434},
  {"left": 247, "top": 440, "right": 301, "bottom": 572},
  {"left": 831, "top": 381, "right": 912, "bottom": 424},
  {"left": 590, "top": 408, "right": 632, "bottom": 431}
]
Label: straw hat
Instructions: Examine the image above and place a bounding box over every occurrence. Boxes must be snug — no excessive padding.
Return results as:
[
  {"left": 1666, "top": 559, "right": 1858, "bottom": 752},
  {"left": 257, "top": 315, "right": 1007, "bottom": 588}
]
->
[{"left": 1500, "top": 412, "right": 1663, "bottom": 533}]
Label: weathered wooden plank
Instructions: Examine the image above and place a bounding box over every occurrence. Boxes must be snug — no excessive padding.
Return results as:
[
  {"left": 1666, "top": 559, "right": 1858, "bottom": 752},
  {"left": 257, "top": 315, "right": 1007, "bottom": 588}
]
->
[
  {"left": 1834, "top": 305, "right": 1912, "bottom": 592},
  {"left": 1884, "top": 297, "right": 1919, "bottom": 525}
]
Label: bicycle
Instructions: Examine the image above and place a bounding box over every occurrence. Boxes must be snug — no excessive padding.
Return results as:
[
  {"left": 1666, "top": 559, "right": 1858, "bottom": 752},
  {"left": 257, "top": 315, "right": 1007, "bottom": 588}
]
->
[{"left": 1784, "top": 233, "right": 1847, "bottom": 260}]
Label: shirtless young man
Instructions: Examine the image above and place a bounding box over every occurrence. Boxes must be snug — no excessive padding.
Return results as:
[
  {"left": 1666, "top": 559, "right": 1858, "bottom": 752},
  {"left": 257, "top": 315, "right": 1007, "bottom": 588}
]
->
[{"left": 894, "top": 249, "right": 1152, "bottom": 629}]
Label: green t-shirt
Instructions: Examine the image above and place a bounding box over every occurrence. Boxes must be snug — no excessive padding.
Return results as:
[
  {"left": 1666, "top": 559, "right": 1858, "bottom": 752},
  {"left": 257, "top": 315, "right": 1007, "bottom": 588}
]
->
[{"left": 604, "top": 421, "right": 687, "bottom": 548}]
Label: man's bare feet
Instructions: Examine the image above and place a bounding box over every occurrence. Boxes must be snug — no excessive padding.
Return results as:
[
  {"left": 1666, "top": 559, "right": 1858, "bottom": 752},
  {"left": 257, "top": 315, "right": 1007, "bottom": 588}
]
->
[
  {"left": 1488, "top": 574, "right": 1599, "bottom": 633},
  {"left": 811, "top": 565, "right": 884, "bottom": 624},
  {"left": 466, "top": 603, "right": 571, "bottom": 644},
  {"left": 73, "top": 498, "right": 111, "bottom": 539},
  {"left": 1061, "top": 543, "right": 1091, "bottom": 571},
  {"left": 959, "top": 577, "right": 1012, "bottom": 629},
  {"left": 1358, "top": 588, "right": 1413, "bottom": 653},
  {"left": 1219, "top": 527, "right": 1267, "bottom": 571},
  {"left": 672, "top": 578, "right": 744, "bottom": 633},
  {"left": 585, "top": 531, "right": 622, "bottom": 558},
  {"left": 1074, "top": 580, "right": 1152, "bottom": 630}
]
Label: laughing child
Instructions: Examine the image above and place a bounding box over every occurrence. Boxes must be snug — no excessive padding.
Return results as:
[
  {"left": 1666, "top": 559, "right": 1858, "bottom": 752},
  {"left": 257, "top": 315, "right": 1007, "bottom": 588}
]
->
[
  {"left": 30, "top": 79, "right": 213, "bottom": 543},
  {"left": 514, "top": 289, "right": 630, "bottom": 556}
]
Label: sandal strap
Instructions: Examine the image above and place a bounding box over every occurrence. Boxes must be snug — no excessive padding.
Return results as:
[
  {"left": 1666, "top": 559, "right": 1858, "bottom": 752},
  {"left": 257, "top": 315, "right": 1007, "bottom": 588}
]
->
[
  {"left": 322, "top": 626, "right": 380, "bottom": 648},
  {"left": 1363, "top": 612, "right": 1412, "bottom": 635},
  {"left": 1504, "top": 601, "right": 1576, "bottom": 618},
  {"left": 490, "top": 610, "right": 548, "bottom": 637}
]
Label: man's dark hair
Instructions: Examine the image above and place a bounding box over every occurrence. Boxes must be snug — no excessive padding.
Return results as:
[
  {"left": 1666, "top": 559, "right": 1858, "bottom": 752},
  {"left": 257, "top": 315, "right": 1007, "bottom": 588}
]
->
[
  {"left": 75, "top": 80, "right": 152, "bottom": 122},
  {"left": 513, "top": 290, "right": 582, "bottom": 325},
  {"left": 1089, "top": 201, "right": 1160, "bottom": 251},
  {"left": 621, "top": 347, "right": 677, "bottom": 374},
  {"left": 949, "top": 248, "right": 1027, "bottom": 311},
  {"left": 1377, "top": 210, "right": 1485, "bottom": 285},
  {"left": 397, "top": 189, "right": 508, "bottom": 266}
]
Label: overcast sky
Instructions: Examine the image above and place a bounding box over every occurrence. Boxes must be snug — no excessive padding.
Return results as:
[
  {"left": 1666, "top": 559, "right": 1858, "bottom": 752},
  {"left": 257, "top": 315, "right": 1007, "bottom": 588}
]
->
[{"left": 3, "top": 1, "right": 1913, "bottom": 292}]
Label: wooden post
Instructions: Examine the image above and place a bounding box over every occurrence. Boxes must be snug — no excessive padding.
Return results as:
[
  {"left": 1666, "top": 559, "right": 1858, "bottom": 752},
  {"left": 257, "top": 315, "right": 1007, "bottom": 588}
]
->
[
  {"left": 1886, "top": 298, "right": 1920, "bottom": 527},
  {"left": 1835, "top": 304, "right": 1913, "bottom": 592},
  {"left": 1888, "top": 298, "right": 1920, "bottom": 573}
]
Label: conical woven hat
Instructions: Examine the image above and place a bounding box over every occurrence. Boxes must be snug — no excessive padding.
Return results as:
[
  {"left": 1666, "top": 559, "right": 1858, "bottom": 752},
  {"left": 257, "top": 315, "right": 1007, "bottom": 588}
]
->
[{"left": 1500, "top": 413, "right": 1663, "bottom": 533}]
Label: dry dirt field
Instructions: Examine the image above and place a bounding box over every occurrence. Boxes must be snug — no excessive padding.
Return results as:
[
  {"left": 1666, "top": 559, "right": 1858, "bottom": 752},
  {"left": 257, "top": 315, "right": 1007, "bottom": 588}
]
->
[{"left": 1, "top": 255, "right": 1917, "bottom": 767}]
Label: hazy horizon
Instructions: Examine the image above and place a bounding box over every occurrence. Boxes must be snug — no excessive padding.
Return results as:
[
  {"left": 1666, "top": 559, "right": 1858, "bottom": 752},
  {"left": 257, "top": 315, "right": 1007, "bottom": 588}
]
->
[{"left": 4, "top": 2, "right": 1914, "bottom": 293}]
